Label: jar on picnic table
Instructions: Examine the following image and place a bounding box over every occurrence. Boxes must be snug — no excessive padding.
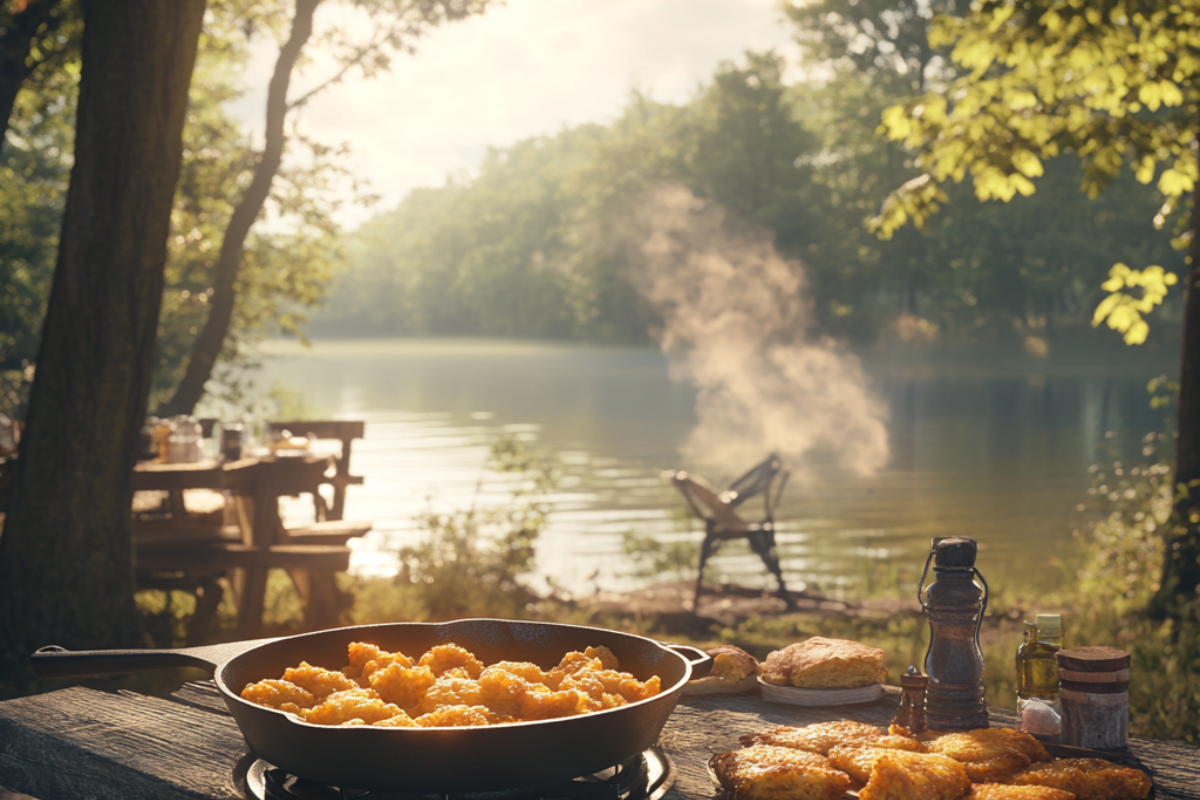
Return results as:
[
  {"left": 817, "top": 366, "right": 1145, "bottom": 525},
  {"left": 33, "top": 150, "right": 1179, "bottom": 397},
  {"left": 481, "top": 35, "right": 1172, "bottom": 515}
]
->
[{"left": 1056, "top": 646, "right": 1130, "bottom": 750}]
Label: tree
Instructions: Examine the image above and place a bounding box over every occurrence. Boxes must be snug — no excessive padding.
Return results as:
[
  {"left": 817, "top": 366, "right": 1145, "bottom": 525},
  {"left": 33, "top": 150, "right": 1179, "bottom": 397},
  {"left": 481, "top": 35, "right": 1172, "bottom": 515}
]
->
[
  {"left": 0, "top": 0, "right": 207, "bottom": 691},
  {"left": 158, "top": 0, "right": 494, "bottom": 417},
  {"left": 872, "top": 0, "right": 1200, "bottom": 611}
]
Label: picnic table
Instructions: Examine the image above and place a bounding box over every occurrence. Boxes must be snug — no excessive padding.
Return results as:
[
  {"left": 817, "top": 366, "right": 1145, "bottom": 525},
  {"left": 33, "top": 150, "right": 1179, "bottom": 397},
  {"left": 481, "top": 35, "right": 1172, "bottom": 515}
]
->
[
  {"left": 0, "top": 682, "right": 1195, "bottom": 799},
  {"left": 132, "top": 455, "right": 370, "bottom": 638}
]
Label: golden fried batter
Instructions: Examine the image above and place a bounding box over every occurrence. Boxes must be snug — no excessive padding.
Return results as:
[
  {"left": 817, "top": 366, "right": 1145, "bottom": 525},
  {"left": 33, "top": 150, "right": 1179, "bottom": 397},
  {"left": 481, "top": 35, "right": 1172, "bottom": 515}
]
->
[
  {"left": 368, "top": 663, "right": 437, "bottom": 709},
  {"left": 584, "top": 645, "right": 620, "bottom": 670},
  {"left": 343, "top": 642, "right": 412, "bottom": 683},
  {"left": 414, "top": 704, "right": 495, "bottom": 727},
  {"left": 419, "top": 644, "right": 485, "bottom": 678},
  {"left": 969, "top": 783, "right": 1076, "bottom": 800},
  {"left": 1012, "top": 758, "right": 1152, "bottom": 800},
  {"left": 416, "top": 675, "right": 484, "bottom": 715},
  {"left": 828, "top": 746, "right": 970, "bottom": 800},
  {"left": 373, "top": 712, "right": 420, "bottom": 728},
  {"left": 304, "top": 688, "right": 406, "bottom": 726},
  {"left": 924, "top": 728, "right": 1050, "bottom": 783},
  {"left": 489, "top": 660, "right": 560, "bottom": 688},
  {"left": 556, "top": 652, "right": 604, "bottom": 675},
  {"left": 239, "top": 678, "right": 316, "bottom": 715},
  {"left": 739, "top": 720, "right": 889, "bottom": 755},
  {"left": 710, "top": 744, "right": 853, "bottom": 800},
  {"left": 282, "top": 662, "right": 361, "bottom": 700},
  {"left": 242, "top": 640, "right": 660, "bottom": 727}
]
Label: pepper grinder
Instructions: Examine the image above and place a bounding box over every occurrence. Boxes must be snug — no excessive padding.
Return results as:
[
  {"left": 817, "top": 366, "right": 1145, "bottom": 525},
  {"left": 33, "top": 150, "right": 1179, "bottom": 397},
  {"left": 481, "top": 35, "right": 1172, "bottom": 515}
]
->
[
  {"left": 918, "top": 536, "right": 990, "bottom": 730},
  {"left": 892, "top": 666, "right": 928, "bottom": 734}
]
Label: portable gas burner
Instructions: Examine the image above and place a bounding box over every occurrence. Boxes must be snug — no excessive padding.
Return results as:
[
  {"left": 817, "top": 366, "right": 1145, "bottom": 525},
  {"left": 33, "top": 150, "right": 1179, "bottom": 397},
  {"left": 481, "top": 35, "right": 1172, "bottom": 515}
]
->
[{"left": 236, "top": 746, "right": 674, "bottom": 800}]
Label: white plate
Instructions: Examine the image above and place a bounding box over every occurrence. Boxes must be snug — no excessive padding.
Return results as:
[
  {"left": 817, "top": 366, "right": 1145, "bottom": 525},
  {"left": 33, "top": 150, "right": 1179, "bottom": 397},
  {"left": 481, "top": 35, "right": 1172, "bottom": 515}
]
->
[{"left": 757, "top": 677, "right": 884, "bottom": 706}]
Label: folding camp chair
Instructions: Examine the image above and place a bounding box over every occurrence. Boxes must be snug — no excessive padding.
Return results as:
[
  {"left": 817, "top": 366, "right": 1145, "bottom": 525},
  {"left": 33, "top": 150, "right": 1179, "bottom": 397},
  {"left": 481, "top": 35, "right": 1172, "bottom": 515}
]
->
[{"left": 671, "top": 453, "right": 793, "bottom": 612}]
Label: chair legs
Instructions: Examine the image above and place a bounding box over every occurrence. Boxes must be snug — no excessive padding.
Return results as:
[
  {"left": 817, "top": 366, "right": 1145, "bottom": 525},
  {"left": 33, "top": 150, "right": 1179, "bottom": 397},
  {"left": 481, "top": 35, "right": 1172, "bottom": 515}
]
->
[
  {"left": 748, "top": 528, "right": 795, "bottom": 609},
  {"left": 693, "top": 527, "right": 723, "bottom": 611}
]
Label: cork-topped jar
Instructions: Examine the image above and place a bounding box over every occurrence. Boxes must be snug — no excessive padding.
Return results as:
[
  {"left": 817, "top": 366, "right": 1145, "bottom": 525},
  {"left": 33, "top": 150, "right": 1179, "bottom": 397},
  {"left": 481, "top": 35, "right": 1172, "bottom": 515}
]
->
[{"left": 1056, "top": 646, "right": 1130, "bottom": 749}]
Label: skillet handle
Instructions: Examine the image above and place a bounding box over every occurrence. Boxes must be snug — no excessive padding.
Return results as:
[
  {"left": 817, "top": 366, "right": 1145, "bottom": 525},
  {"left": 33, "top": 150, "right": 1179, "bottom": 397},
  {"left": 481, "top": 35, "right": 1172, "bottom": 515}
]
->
[
  {"left": 29, "top": 637, "right": 281, "bottom": 679},
  {"left": 666, "top": 643, "right": 713, "bottom": 679}
]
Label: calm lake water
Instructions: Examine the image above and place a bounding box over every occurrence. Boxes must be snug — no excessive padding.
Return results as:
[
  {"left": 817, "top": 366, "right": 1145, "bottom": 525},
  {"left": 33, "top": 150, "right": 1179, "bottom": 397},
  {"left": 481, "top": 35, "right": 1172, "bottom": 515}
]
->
[{"left": 252, "top": 338, "right": 1175, "bottom": 599}]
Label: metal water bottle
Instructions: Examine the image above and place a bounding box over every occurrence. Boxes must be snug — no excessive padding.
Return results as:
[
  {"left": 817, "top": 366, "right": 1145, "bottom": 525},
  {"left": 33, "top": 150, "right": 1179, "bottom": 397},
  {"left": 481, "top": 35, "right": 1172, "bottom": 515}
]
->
[{"left": 918, "top": 536, "right": 989, "bottom": 730}]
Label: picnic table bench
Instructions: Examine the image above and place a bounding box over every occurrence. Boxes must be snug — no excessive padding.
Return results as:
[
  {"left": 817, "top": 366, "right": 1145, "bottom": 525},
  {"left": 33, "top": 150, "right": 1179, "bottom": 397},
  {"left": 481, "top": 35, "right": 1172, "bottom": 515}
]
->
[
  {"left": 0, "top": 682, "right": 1195, "bottom": 799},
  {"left": 132, "top": 454, "right": 370, "bottom": 638}
]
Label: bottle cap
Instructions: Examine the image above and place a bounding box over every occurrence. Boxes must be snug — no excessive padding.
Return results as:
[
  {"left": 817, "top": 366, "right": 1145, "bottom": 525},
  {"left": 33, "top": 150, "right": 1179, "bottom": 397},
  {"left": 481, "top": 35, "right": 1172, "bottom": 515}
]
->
[
  {"left": 932, "top": 536, "right": 977, "bottom": 568},
  {"left": 1036, "top": 613, "right": 1061, "bottom": 638}
]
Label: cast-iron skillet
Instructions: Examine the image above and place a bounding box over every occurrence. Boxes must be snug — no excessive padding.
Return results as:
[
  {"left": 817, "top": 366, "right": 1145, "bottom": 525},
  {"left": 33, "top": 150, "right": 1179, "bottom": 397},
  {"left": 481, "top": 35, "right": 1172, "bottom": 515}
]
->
[{"left": 31, "top": 618, "right": 710, "bottom": 792}]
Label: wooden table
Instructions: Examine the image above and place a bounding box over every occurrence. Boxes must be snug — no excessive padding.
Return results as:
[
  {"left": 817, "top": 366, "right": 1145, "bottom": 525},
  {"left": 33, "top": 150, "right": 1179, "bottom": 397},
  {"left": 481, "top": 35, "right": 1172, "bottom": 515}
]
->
[
  {"left": 132, "top": 455, "right": 348, "bottom": 637},
  {"left": 0, "top": 682, "right": 1195, "bottom": 799}
]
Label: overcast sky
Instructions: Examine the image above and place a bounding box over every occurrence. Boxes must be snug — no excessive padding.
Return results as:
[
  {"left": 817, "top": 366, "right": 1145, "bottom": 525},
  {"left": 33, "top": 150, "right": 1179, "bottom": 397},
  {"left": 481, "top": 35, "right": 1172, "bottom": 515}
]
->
[{"left": 226, "top": 0, "right": 800, "bottom": 230}]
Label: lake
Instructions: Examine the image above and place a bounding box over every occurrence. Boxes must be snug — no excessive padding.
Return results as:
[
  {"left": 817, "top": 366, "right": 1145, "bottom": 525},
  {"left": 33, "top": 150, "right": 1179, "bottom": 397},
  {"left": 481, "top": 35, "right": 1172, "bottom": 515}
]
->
[{"left": 250, "top": 338, "right": 1175, "bottom": 600}]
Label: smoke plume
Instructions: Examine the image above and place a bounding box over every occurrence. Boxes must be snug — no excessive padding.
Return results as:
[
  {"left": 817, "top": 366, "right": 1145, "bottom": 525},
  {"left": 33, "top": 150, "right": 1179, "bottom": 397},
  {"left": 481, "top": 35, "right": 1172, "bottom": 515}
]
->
[{"left": 623, "top": 183, "right": 889, "bottom": 476}]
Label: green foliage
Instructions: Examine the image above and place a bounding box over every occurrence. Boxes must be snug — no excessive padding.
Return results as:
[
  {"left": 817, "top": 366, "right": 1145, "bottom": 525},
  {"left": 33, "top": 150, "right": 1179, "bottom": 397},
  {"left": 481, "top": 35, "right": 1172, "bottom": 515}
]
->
[
  {"left": 1093, "top": 264, "right": 1178, "bottom": 344},
  {"left": 0, "top": 47, "right": 74, "bottom": 418},
  {"left": 391, "top": 437, "right": 557, "bottom": 620},
  {"left": 0, "top": 3, "right": 349, "bottom": 418},
  {"left": 318, "top": 13, "right": 1183, "bottom": 347},
  {"left": 1076, "top": 451, "right": 1174, "bottom": 612},
  {"left": 874, "top": 0, "right": 1199, "bottom": 342}
]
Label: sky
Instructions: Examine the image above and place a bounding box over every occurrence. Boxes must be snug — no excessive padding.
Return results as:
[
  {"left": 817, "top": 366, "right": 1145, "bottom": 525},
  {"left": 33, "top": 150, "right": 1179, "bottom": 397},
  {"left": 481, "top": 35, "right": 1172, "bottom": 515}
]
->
[{"left": 226, "top": 0, "right": 801, "bottom": 230}]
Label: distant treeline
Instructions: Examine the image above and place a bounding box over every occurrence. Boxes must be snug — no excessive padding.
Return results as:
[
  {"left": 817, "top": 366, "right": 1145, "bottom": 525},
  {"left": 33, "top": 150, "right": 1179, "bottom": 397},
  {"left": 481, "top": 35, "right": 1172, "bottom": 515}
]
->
[{"left": 310, "top": 49, "right": 1183, "bottom": 347}]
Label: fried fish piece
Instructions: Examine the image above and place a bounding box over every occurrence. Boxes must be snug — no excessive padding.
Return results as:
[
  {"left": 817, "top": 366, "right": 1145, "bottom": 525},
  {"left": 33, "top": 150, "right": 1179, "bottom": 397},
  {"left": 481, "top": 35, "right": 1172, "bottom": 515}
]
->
[
  {"left": 343, "top": 642, "right": 412, "bottom": 684},
  {"left": 369, "top": 662, "right": 437, "bottom": 709},
  {"left": 1012, "top": 758, "right": 1152, "bottom": 800},
  {"left": 282, "top": 662, "right": 362, "bottom": 700},
  {"left": 305, "top": 688, "right": 406, "bottom": 726},
  {"left": 740, "top": 720, "right": 890, "bottom": 755},
  {"left": 709, "top": 744, "right": 853, "bottom": 800},
  {"left": 418, "top": 644, "right": 485, "bottom": 679},
  {"left": 924, "top": 728, "right": 1050, "bottom": 782},
  {"left": 827, "top": 746, "right": 971, "bottom": 800},
  {"left": 240, "top": 678, "right": 316, "bottom": 715},
  {"left": 415, "top": 704, "right": 500, "bottom": 727},
  {"left": 488, "top": 660, "right": 561, "bottom": 688},
  {"left": 969, "top": 783, "right": 1076, "bottom": 800},
  {"left": 415, "top": 675, "right": 483, "bottom": 715},
  {"left": 477, "top": 666, "right": 585, "bottom": 720}
]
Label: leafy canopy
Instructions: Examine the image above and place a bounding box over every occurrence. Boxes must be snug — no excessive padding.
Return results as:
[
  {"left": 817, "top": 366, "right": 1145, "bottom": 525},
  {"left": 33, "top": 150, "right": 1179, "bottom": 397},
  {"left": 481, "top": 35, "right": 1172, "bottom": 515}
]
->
[{"left": 873, "top": 0, "right": 1200, "bottom": 343}]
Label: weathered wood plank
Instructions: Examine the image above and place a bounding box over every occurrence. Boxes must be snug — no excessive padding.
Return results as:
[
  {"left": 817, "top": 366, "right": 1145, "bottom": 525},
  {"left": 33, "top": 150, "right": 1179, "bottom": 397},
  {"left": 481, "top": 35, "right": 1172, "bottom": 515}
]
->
[
  {"left": 170, "top": 682, "right": 231, "bottom": 715},
  {"left": 0, "top": 686, "right": 246, "bottom": 800},
  {"left": 0, "top": 683, "right": 1194, "bottom": 800}
]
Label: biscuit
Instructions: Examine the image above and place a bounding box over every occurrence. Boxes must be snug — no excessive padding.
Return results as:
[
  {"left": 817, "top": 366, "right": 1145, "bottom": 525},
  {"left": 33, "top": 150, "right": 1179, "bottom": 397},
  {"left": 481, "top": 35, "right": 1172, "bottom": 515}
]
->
[{"left": 761, "top": 637, "right": 886, "bottom": 688}]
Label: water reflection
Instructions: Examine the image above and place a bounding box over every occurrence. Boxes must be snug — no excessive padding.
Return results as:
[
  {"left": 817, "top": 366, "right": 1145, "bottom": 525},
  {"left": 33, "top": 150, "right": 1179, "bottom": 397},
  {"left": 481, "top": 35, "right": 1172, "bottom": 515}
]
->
[{"left": 256, "top": 339, "right": 1171, "bottom": 598}]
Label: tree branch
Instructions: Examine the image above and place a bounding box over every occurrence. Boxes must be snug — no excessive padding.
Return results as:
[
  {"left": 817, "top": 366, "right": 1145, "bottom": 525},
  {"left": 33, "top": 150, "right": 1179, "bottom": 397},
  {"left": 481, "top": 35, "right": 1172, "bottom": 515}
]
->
[{"left": 286, "top": 30, "right": 389, "bottom": 112}]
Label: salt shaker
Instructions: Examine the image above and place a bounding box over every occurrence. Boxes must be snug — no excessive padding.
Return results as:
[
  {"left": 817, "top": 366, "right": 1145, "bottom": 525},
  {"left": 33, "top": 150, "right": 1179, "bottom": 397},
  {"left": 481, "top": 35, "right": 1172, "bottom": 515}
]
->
[{"left": 892, "top": 666, "right": 928, "bottom": 734}]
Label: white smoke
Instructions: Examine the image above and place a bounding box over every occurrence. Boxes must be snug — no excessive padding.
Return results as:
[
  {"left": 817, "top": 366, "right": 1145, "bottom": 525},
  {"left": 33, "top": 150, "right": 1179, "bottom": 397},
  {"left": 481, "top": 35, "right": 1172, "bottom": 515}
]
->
[{"left": 623, "top": 183, "right": 889, "bottom": 476}]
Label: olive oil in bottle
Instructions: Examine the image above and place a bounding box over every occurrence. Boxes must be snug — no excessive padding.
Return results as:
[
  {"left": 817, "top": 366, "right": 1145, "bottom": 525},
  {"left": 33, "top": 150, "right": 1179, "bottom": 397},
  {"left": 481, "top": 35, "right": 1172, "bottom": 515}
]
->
[{"left": 1017, "top": 614, "right": 1064, "bottom": 738}]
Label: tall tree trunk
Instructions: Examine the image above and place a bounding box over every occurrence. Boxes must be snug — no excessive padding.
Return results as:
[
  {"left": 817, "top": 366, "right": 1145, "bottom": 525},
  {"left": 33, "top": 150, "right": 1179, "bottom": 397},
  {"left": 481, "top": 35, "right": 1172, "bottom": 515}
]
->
[
  {"left": 0, "top": 0, "right": 66, "bottom": 149},
  {"left": 0, "top": 0, "right": 206, "bottom": 692},
  {"left": 1152, "top": 117, "right": 1200, "bottom": 616},
  {"left": 157, "top": 0, "right": 321, "bottom": 417}
]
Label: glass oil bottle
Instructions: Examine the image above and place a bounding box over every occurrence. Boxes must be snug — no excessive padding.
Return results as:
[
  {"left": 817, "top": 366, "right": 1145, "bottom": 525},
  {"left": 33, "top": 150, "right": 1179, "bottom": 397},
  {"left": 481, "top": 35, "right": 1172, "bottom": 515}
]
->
[{"left": 1016, "top": 613, "right": 1063, "bottom": 740}]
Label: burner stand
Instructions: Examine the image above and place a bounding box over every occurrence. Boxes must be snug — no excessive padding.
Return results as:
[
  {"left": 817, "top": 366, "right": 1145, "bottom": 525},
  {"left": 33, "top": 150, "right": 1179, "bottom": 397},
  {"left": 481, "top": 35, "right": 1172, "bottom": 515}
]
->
[{"left": 237, "top": 747, "right": 674, "bottom": 800}]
